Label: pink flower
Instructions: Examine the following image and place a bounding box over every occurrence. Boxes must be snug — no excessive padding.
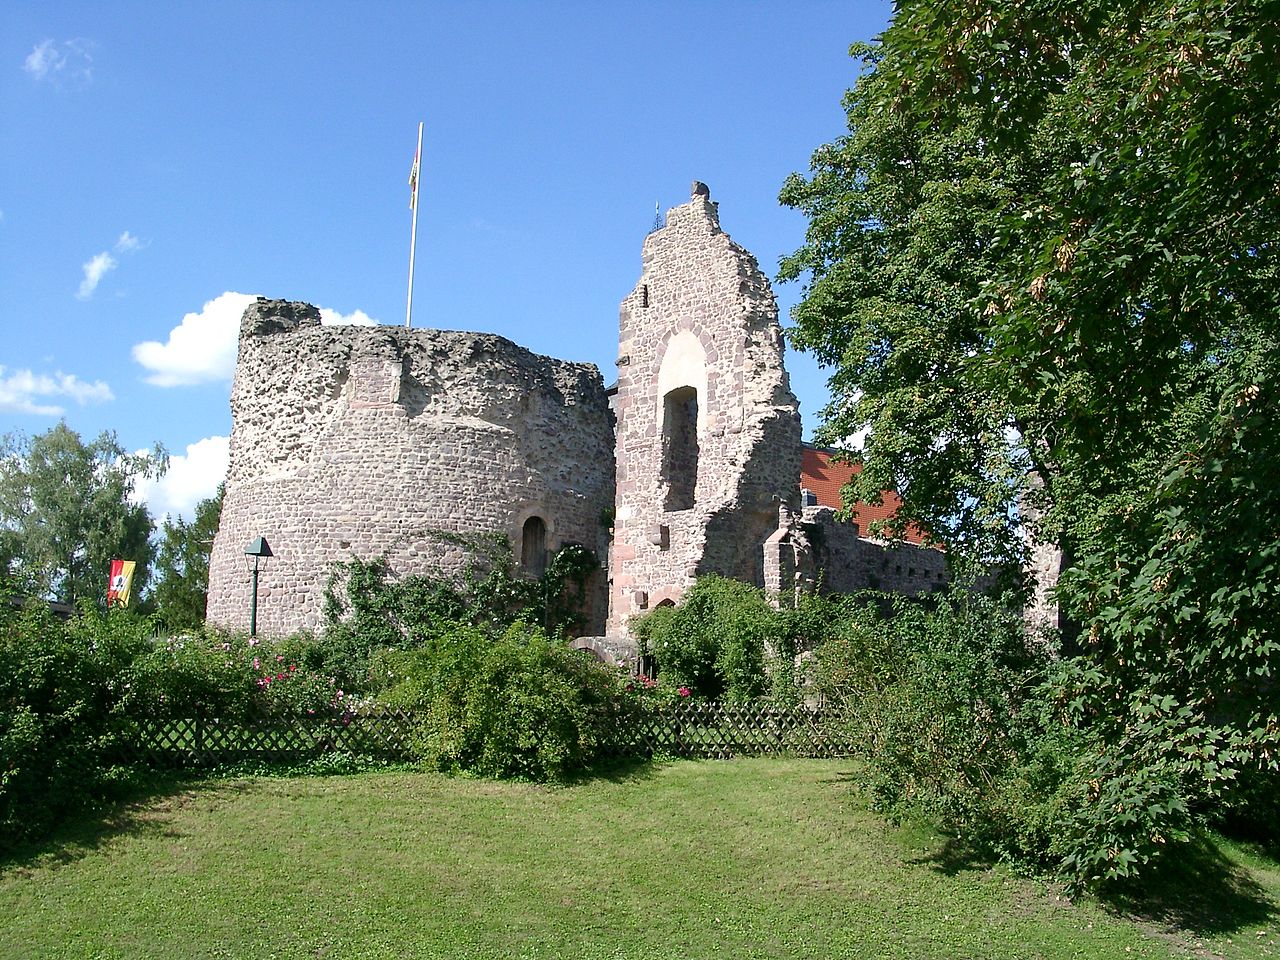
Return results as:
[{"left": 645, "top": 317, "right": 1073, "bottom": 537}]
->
[
  {"left": 276, "top": 673, "right": 285, "bottom": 681},
  {"left": 677, "top": 687, "right": 691, "bottom": 698},
  {"left": 252, "top": 657, "right": 260, "bottom": 670},
  {"left": 289, "top": 664, "right": 296, "bottom": 672},
  {"left": 276, "top": 655, "right": 284, "bottom": 662}
]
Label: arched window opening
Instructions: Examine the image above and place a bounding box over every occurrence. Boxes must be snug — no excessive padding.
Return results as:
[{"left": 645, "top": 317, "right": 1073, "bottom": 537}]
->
[
  {"left": 521, "top": 516, "right": 548, "bottom": 578},
  {"left": 662, "top": 386, "right": 699, "bottom": 511}
]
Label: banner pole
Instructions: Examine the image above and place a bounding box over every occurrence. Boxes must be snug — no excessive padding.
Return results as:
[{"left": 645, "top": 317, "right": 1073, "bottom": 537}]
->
[{"left": 406, "top": 121, "right": 423, "bottom": 329}]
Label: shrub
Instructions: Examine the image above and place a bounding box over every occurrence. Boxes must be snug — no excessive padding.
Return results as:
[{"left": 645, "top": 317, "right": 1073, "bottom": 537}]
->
[
  {"left": 379, "top": 621, "right": 636, "bottom": 780},
  {"left": 321, "top": 534, "right": 601, "bottom": 694},
  {"left": 811, "top": 591, "right": 1048, "bottom": 860},
  {"left": 807, "top": 589, "right": 1253, "bottom": 889},
  {"left": 121, "top": 628, "right": 344, "bottom": 718},
  {"left": 122, "top": 630, "right": 255, "bottom": 718},
  {"left": 0, "top": 599, "right": 152, "bottom": 851},
  {"left": 631, "top": 575, "right": 791, "bottom": 703}
]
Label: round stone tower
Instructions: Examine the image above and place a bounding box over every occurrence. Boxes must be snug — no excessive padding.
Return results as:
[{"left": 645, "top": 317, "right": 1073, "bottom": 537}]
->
[{"left": 206, "top": 300, "right": 614, "bottom": 636}]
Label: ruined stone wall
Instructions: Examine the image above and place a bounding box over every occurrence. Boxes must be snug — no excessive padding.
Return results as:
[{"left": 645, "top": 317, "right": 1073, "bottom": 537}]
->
[
  {"left": 800, "top": 507, "right": 949, "bottom": 598},
  {"left": 206, "top": 300, "right": 614, "bottom": 636},
  {"left": 606, "top": 183, "right": 802, "bottom": 635}
]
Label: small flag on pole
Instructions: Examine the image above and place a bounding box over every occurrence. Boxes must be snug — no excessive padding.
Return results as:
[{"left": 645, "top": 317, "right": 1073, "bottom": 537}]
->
[
  {"left": 406, "top": 121, "right": 424, "bottom": 328},
  {"left": 107, "top": 559, "right": 136, "bottom": 607},
  {"left": 409, "top": 140, "right": 421, "bottom": 210}
]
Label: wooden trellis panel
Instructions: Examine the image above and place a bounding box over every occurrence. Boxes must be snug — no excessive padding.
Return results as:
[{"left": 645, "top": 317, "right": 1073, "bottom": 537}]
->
[
  {"left": 115, "top": 704, "right": 854, "bottom": 767},
  {"left": 617, "top": 702, "right": 855, "bottom": 759}
]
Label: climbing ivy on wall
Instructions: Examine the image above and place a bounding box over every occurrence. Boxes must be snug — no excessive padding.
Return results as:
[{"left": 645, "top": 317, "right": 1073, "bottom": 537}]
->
[{"left": 319, "top": 531, "right": 599, "bottom": 689}]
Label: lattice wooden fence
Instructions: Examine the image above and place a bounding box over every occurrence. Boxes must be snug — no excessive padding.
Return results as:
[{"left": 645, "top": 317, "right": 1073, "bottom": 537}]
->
[
  {"left": 113, "top": 702, "right": 855, "bottom": 767},
  {"left": 617, "top": 702, "right": 855, "bottom": 760},
  {"left": 112, "top": 711, "right": 423, "bottom": 767}
]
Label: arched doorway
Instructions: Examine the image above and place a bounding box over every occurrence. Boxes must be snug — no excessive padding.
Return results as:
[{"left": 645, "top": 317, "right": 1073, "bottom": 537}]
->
[{"left": 521, "top": 515, "right": 548, "bottom": 577}]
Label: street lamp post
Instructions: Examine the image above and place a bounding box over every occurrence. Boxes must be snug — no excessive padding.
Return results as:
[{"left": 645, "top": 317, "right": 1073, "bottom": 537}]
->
[{"left": 243, "top": 536, "right": 273, "bottom": 637}]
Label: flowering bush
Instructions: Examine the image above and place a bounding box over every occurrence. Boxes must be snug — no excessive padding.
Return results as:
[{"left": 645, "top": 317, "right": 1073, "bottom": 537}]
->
[
  {"left": 621, "top": 673, "right": 692, "bottom": 707},
  {"left": 122, "top": 629, "right": 342, "bottom": 718},
  {"left": 251, "top": 656, "right": 345, "bottom": 716}
]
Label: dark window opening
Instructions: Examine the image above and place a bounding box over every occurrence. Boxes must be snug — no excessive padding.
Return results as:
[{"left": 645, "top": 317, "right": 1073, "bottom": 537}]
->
[
  {"left": 521, "top": 516, "right": 548, "bottom": 578},
  {"left": 641, "top": 284, "right": 650, "bottom": 308},
  {"left": 662, "top": 386, "right": 699, "bottom": 511}
]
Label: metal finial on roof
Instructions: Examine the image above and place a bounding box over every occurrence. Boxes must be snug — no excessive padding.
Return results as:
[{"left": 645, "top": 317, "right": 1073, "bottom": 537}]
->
[{"left": 649, "top": 201, "right": 664, "bottom": 234}]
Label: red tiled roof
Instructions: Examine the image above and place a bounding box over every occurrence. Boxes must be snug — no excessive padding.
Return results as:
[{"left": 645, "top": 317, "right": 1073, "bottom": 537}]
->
[{"left": 800, "top": 446, "right": 929, "bottom": 545}]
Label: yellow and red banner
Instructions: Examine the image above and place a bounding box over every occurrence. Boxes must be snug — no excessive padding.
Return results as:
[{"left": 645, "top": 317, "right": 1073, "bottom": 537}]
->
[{"left": 107, "top": 559, "right": 136, "bottom": 607}]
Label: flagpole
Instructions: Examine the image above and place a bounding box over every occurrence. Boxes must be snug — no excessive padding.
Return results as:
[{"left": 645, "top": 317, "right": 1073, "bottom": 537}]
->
[{"left": 406, "top": 121, "right": 423, "bottom": 329}]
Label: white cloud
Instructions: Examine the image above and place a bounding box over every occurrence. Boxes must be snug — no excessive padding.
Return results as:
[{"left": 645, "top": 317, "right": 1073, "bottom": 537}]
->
[
  {"left": 132, "top": 291, "right": 255, "bottom": 387},
  {"left": 319, "top": 307, "right": 378, "bottom": 326},
  {"left": 75, "top": 230, "right": 146, "bottom": 300},
  {"left": 115, "top": 231, "right": 142, "bottom": 253},
  {"left": 23, "top": 40, "right": 62, "bottom": 79},
  {"left": 133, "top": 291, "right": 381, "bottom": 387},
  {"left": 23, "top": 38, "right": 93, "bottom": 84},
  {"left": 0, "top": 365, "right": 114, "bottom": 416},
  {"left": 133, "top": 435, "right": 229, "bottom": 521},
  {"left": 77, "top": 250, "right": 118, "bottom": 300}
]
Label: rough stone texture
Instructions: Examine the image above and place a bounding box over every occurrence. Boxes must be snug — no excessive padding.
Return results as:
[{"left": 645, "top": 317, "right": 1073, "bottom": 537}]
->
[
  {"left": 605, "top": 183, "right": 802, "bottom": 636},
  {"left": 1020, "top": 478, "right": 1065, "bottom": 639},
  {"left": 206, "top": 300, "right": 614, "bottom": 636},
  {"left": 798, "top": 506, "right": 950, "bottom": 598}
]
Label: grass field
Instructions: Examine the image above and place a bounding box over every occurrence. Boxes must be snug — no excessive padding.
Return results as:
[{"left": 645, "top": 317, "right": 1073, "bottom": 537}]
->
[{"left": 1, "top": 759, "right": 1276, "bottom": 959}]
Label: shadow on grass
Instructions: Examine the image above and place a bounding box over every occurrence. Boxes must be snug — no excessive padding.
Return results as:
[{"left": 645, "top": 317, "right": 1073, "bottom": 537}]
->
[
  {"left": 907, "top": 830, "right": 1279, "bottom": 939},
  {"left": 0, "top": 767, "right": 255, "bottom": 877},
  {"left": 906, "top": 836, "right": 998, "bottom": 877},
  {"left": 563, "top": 754, "right": 661, "bottom": 787},
  {"left": 1100, "top": 836, "right": 1280, "bottom": 938},
  {"left": 817, "top": 767, "right": 865, "bottom": 787}
]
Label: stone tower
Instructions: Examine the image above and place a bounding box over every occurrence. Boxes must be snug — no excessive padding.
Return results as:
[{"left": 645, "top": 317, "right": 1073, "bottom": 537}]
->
[
  {"left": 206, "top": 299, "right": 614, "bottom": 636},
  {"left": 605, "top": 182, "right": 802, "bottom": 636}
]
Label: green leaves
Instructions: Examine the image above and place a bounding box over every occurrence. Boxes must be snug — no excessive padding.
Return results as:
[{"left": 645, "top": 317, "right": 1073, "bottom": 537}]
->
[
  {"left": 152, "top": 485, "right": 223, "bottom": 631},
  {"left": 0, "top": 423, "right": 166, "bottom": 606},
  {"left": 781, "top": 0, "right": 1279, "bottom": 887}
]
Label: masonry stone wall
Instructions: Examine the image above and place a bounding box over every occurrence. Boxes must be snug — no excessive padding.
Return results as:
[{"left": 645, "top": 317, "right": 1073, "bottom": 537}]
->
[
  {"left": 605, "top": 183, "right": 802, "bottom": 635},
  {"left": 799, "top": 507, "right": 949, "bottom": 598},
  {"left": 206, "top": 300, "right": 614, "bottom": 636}
]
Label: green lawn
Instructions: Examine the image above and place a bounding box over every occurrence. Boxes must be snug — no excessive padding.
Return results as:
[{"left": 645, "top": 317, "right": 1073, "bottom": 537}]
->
[{"left": 1, "top": 759, "right": 1276, "bottom": 959}]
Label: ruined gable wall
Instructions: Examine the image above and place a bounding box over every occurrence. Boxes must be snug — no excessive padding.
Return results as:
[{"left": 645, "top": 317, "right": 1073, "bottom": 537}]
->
[
  {"left": 206, "top": 300, "right": 614, "bottom": 636},
  {"left": 607, "top": 184, "right": 802, "bottom": 634}
]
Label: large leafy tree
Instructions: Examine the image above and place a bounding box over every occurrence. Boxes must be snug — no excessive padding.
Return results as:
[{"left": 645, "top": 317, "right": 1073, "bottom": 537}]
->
[
  {"left": 780, "top": 1, "right": 1278, "bottom": 882},
  {"left": 0, "top": 423, "right": 166, "bottom": 606},
  {"left": 152, "top": 484, "right": 223, "bottom": 631}
]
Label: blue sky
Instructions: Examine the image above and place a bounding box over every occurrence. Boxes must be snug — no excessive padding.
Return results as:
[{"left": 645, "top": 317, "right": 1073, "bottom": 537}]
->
[{"left": 1, "top": 1, "right": 888, "bottom": 520}]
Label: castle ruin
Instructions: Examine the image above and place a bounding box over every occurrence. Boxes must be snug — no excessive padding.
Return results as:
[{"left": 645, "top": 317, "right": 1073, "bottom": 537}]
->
[{"left": 207, "top": 182, "right": 959, "bottom": 658}]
